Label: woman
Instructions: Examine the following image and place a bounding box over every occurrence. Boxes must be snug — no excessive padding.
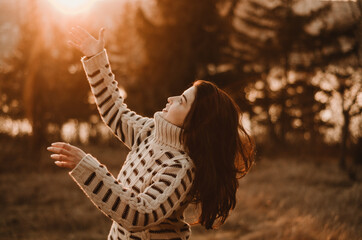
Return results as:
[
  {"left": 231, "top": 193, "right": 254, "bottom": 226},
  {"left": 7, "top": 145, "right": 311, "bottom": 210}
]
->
[{"left": 47, "top": 26, "right": 255, "bottom": 240}]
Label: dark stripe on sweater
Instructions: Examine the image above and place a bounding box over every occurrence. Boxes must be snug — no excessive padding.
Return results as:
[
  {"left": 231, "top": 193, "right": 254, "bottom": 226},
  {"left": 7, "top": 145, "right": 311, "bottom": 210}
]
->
[
  {"left": 187, "top": 170, "right": 192, "bottom": 182},
  {"left": 164, "top": 173, "right": 177, "bottom": 178},
  {"left": 130, "top": 128, "right": 134, "bottom": 145},
  {"left": 175, "top": 188, "right": 181, "bottom": 199},
  {"left": 181, "top": 179, "right": 186, "bottom": 191},
  {"left": 102, "top": 103, "right": 114, "bottom": 117},
  {"left": 160, "top": 179, "right": 171, "bottom": 186},
  {"left": 93, "top": 181, "right": 103, "bottom": 194},
  {"left": 165, "top": 152, "right": 174, "bottom": 159},
  {"left": 115, "top": 119, "right": 124, "bottom": 142},
  {"left": 144, "top": 213, "right": 149, "bottom": 226},
  {"left": 84, "top": 172, "right": 96, "bottom": 186},
  {"left": 112, "top": 197, "right": 120, "bottom": 211},
  {"left": 98, "top": 95, "right": 112, "bottom": 108},
  {"left": 167, "top": 197, "right": 174, "bottom": 207},
  {"left": 95, "top": 87, "right": 107, "bottom": 98},
  {"left": 118, "top": 228, "right": 125, "bottom": 234},
  {"left": 119, "top": 122, "right": 125, "bottom": 142},
  {"left": 167, "top": 217, "right": 178, "bottom": 223},
  {"left": 91, "top": 78, "right": 104, "bottom": 87},
  {"left": 141, "top": 159, "right": 146, "bottom": 166},
  {"left": 145, "top": 192, "right": 156, "bottom": 200},
  {"left": 170, "top": 163, "right": 182, "bottom": 168},
  {"left": 149, "top": 229, "right": 177, "bottom": 233},
  {"left": 151, "top": 185, "right": 163, "bottom": 194},
  {"left": 108, "top": 109, "right": 119, "bottom": 127},
  {"left": 88, "top": 69, "right": 100, "bottom": 78},
  {"left": 160, "top": 204, "right": 166, "bottom": 215},
  {"left": 152, "top": 210, "right": 158, "bottom": 222},
  {"left": 122, "top": 205, "right": 130, "bottom": 219},
  {"left": 132, "top": 186, "right": 140, "bottom": 193},
  {"left": 132, "top": 211, "right": 139, "bottom": 226},
  {"left": 102, "top": 189, "right": 112, "bottom": 202},
  {"left": 130, "top": 235, "right": 141, "bottom": 240}
]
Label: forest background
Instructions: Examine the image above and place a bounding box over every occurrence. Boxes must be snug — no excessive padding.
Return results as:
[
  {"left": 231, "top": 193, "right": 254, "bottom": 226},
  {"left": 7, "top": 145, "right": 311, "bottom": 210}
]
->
[{"left": 0, "top": 0, "right": 361, "bottom": 239}]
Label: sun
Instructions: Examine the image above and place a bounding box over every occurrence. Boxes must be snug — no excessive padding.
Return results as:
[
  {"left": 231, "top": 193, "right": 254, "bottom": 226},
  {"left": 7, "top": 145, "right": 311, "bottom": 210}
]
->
[{"left": 48, "top": 0, "right": 97, "bottom": 14}]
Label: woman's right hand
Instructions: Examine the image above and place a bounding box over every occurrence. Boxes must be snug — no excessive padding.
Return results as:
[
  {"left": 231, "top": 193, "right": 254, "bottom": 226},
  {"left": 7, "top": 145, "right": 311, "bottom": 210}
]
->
[{"left": 68, "top": 26, "right": 105, "bottom": 57}]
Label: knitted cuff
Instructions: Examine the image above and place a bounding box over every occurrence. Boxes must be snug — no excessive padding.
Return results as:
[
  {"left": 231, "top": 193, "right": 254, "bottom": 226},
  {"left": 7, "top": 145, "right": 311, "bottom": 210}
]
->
[
  {"left": 81, "top": 49, "right": 109, "bottom": 80},
  {"left": 69, "top": 153, "right": 102, "bottom": 183}
]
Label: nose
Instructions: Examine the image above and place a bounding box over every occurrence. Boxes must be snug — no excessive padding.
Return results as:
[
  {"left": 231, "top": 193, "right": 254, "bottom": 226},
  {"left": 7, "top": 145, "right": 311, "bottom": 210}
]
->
[{"left": 167, "top": 96, "right": 176, "bottom": 103}]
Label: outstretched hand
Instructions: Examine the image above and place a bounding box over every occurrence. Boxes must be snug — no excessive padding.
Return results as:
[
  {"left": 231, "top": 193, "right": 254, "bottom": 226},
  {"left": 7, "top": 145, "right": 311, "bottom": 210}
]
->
[
  {"left": 47, "top": 142, "right": 87, "bottom": 169},
  {"left": 68, "top": 26, "right": 105, "bottom": 57}
]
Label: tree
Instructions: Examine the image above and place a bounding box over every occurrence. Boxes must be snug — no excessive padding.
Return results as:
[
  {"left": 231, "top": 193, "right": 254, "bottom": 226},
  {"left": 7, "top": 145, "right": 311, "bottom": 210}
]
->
[
  {"left": 0, "top": 0, "right": 96, "bottom": 161},
  {"left": 134, "top": 0, "right": 232, "bottom": 115},
  {"left": 312, "top": 66, "right": 361, "bottom": 175},
  {"left": 231, "top": 0, "right": 359, "bottom": 154}
]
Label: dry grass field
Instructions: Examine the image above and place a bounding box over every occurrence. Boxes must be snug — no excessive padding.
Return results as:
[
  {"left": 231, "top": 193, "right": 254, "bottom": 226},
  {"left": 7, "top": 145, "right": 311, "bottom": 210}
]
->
[{"left": 0, "top": 144, "right": 361, "bottom": 240}]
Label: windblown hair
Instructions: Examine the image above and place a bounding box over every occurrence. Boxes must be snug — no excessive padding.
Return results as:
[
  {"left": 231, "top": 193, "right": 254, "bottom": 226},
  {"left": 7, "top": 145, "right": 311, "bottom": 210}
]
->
[{"left": 182, "top": 80, "right": 255, "bottom": 229}]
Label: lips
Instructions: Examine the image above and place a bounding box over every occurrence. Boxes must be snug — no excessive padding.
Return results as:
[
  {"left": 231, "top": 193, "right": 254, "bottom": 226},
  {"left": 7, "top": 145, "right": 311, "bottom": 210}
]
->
[{"left": 163, "top": 104, "right": 170, "bottom": 112}]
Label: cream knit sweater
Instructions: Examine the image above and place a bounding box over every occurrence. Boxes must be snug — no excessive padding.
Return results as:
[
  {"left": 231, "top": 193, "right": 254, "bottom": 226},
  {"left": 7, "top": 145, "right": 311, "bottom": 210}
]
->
[{"left": 69, "top": 49, "right": 195, "bottom": 240}]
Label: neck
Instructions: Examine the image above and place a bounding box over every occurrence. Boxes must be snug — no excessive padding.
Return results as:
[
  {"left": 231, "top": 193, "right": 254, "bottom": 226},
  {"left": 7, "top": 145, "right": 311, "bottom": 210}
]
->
[{"left": 153, "top": 112, "right": 185, "bottom": 151}]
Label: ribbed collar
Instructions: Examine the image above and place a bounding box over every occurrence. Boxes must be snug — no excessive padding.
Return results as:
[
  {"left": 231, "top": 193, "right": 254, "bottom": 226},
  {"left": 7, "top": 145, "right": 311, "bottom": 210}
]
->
[{"left": 153, "top": 111, "right": 184, "bottom": 151}]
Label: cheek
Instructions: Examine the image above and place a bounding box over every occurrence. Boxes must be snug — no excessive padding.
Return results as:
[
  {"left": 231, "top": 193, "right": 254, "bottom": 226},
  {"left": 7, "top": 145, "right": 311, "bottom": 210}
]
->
[{"left": 167, "top": 107, "right": 189, "bottom": 126}]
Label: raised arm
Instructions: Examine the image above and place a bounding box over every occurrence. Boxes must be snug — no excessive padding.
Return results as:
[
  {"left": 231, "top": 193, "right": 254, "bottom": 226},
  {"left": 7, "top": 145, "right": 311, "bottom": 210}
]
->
[{"left": 69, "top": 26, "right": 152, "bottom": 149}]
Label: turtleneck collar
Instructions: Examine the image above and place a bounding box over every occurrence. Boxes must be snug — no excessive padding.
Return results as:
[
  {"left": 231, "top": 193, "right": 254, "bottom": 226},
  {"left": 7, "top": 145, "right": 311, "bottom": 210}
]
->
[{"left": 153, "top": 111, "right": 185, "bottom": 151}]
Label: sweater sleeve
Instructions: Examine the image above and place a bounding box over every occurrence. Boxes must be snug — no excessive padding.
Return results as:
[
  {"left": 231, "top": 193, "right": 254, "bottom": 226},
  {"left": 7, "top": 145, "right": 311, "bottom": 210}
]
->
[
  {"left": 81, "top": 49, "right": 152, "bottom": 149},
  {"left": 69, "top": 154, "right": 194, "bottom": 232}
]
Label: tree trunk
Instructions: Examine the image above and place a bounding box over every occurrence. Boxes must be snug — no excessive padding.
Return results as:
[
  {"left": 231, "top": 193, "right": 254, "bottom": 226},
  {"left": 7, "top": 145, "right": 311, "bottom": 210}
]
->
[
  {"left": 22, "top": 0, "right": 45, "bottom": 162},
  {"left": 339, "top": 110, "right": 349, "bottom": 169}
]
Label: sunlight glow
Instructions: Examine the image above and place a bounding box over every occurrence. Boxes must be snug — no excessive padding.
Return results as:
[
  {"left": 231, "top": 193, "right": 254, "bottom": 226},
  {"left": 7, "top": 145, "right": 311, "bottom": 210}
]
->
[{"left": 48, "top": 0, "right": 97, "bottom": 14}]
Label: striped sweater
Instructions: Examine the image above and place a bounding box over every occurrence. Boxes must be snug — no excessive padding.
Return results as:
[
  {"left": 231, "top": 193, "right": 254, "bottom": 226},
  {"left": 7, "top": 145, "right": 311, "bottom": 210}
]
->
[{"left": 69, "top": 49, "right": 195, "bottom": 240}]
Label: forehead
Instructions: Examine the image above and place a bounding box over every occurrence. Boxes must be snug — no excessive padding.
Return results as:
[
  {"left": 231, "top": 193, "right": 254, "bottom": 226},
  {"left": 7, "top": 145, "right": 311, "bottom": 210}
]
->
[{"left": 183, "top": 86, "right": 196, "bottom": 102}]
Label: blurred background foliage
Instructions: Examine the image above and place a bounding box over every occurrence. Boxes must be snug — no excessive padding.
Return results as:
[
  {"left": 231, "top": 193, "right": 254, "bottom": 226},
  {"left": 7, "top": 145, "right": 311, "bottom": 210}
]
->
[
  {"left": 1, "top": 1, "right": 362, "bottom": 239},
  {"left": 0, "top": 0, "right": 361, "bottom": 177}
]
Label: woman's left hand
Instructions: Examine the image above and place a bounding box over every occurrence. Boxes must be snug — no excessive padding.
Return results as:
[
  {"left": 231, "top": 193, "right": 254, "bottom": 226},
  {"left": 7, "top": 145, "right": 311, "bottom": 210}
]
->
[{"left": 47, "top": 142, "right": 87, "bottom": 169}]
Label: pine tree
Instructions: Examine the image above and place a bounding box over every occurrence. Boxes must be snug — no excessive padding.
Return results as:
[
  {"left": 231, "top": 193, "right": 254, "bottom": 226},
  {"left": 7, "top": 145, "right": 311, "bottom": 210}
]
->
[
  {"left": 232, "top": 0, "right": 358, "bottom": 152},
  {"left": 134, "top": 0, "right": 231, "bottom": 115}
]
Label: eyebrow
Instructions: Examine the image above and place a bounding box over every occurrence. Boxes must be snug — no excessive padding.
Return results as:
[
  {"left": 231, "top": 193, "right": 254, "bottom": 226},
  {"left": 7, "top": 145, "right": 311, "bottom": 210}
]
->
[{"left": 182, "top": 94, "right": 188, "bottom": 104}]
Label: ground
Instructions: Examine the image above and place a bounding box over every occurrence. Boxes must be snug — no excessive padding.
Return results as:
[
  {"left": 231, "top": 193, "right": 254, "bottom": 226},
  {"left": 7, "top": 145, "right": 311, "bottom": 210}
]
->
[{"left": 0, "top": 145, "right": 361, "bottom": 240}]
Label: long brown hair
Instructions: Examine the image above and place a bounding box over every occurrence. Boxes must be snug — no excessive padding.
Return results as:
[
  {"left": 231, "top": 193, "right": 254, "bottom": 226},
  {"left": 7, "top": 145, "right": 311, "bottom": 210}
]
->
[{"left": 182, "top": 80, "right": 255, "bottom": 229}]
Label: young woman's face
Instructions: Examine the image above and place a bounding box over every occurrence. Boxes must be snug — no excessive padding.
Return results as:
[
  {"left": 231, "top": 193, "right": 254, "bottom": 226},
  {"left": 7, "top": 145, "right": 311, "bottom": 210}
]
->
[{"left": 161, "top": 86, "right": 196, "bottom": 127}]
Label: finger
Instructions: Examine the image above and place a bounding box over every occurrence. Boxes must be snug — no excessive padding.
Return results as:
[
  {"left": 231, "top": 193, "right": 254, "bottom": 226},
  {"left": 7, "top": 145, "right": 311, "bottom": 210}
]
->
[
  {"left": 69, "top": 31, "right": 82, "bottom": 45},
  {"left": 51, "top": 154, "right": 71, "bottom": 162},
  {"left": 51, "top": 142, "right": 72, "bottom": 151},
  {"left": 47, "top": 146, "right": 72, "bottom": 156},
  {"left": 54, "top": 161, "right": 75, "bottom": 169},
  {"left": 76, "top": 26, "right": 92, "bottom": 39},
  {"left": 68, "top": 40, "right": 80, "bottom": 50},
  {"left": 98, "top": 28, "right": 105, "bottom": 42}
]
